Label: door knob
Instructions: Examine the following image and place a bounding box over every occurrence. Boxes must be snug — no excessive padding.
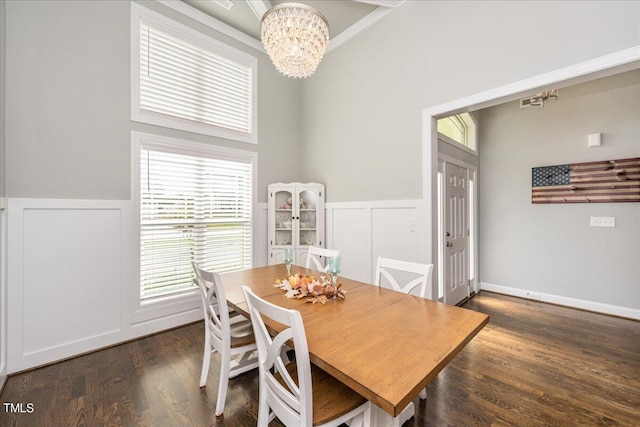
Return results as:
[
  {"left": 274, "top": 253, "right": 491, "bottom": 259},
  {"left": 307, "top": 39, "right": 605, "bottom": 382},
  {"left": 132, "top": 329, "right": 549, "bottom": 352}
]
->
[
  {"left": 446, "top": 232, "right": 451, "bottom": 237},
  {"left": 446, "top": 242, "right": 453, "bottom": 247}
]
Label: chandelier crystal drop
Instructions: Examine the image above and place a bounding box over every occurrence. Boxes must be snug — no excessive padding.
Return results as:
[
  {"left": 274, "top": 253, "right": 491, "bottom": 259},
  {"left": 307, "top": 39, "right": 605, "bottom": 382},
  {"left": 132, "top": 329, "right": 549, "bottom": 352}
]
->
[{"left": 260, "top": 3, "right": 330, "bottom": 79}]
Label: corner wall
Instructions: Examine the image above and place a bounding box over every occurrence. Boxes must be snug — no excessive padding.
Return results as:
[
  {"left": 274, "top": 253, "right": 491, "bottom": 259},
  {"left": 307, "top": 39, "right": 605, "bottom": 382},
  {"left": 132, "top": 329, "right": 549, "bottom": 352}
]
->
[
  {"left": 300, "top": 1, "right": 640, "bottom": 202},
  {"left": 5, "top": 0, "right": 301, "bottom": 203},
  {"left": 3, "top": 0, "right": 300, "bottom": 373},
  {"left": 478, "top": 70, "right": 640, "bottom": 313},
  {"left": 0, "top": 0, "right": 7, "bottom": 389}
]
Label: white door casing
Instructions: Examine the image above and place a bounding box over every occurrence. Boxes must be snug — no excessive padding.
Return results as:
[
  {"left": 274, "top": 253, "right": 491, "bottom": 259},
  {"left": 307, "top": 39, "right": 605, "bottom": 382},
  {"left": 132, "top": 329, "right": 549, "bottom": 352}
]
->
[{"left": 444, "top": 162, "right": 470, "bottom": 305}]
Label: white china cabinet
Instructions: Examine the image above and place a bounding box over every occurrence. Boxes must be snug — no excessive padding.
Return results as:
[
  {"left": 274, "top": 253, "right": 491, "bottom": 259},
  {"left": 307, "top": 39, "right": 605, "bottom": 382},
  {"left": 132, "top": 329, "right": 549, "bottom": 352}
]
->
[{"left": 268, "top": 183, "right": 325, "bottom": 266}]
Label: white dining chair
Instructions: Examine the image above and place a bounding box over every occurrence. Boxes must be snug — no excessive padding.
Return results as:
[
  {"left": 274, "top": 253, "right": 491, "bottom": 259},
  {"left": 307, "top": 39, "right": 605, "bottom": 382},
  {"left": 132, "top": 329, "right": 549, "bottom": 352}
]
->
[
  {"left": 374, "top": 256, "right": 434, "bottom": 403},
  {"left": 241, "top": 286, "right": 371, "bottom": 427},
  {"left": 374, "top": 256, "right": 434, "bottom": 300},
  {"left": 192, "top": 262, "right": 259, "bottom": 416},
  {"left": 305, "top": 246, "right": 340, "bottom": 272}
]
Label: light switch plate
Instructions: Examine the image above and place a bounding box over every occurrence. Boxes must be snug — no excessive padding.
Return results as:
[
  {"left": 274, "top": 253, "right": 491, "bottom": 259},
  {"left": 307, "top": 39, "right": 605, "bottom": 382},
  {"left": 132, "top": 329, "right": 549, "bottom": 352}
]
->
[
  {"left": 590, "top": 217, "right": 615, "bottom": 227},
  {"left": 588, "top": 133, "right": 602, "bottom": 147}
]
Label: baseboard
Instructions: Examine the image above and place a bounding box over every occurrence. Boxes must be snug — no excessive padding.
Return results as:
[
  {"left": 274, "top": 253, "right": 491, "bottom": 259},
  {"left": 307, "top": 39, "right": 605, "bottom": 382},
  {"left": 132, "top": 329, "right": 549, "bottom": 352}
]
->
[{"left": 480, "top": 282, "right": 640, "bottom": 321}]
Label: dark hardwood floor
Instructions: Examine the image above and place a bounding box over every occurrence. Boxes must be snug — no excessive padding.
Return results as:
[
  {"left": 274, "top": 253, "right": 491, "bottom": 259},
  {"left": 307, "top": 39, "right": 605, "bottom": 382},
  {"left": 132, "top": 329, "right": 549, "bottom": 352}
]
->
[
  {"left": 1, "top": 291, "right": 639, "bottom": 426},
  {"left": 417, "top": 293, "right": 640, "bottom": 426}
]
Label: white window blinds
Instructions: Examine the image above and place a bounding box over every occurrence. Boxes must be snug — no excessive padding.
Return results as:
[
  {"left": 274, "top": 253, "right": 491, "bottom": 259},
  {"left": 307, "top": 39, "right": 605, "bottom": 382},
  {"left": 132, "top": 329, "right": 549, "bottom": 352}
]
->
[
  {"left": 132, "top": 4, "right": 257, "bottom": 143},
  {"left": 140, "top": 144, "right": 253, "bottom": 298}
]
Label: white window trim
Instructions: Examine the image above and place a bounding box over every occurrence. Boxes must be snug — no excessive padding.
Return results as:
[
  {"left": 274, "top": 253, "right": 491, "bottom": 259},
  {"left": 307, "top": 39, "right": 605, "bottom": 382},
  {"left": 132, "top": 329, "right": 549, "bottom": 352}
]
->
[
  {"left": 130, "top": 2, "right": 258, "bottom": 144},
  {"left": 130, "top": 131, "right": 258, "bottom": 322},
  {"left": 460, "top": 112, "right": 478, "bottom": 151},
  {"left": 437, "top": 112, "right": 478, "bottom": 155},
  {"left": 438, "top": 132, "right": 478, "bottom": 157}
]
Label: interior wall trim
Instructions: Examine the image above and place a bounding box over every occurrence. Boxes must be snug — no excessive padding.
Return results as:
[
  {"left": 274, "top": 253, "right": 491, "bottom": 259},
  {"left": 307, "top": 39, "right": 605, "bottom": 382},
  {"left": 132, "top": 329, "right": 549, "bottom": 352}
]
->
[
  {"left": 156, "top": 0, "right": 407, "bottom": 55},
  {"left": 480, "top": 282, "right": 640, "bottom": 321},
  {"left": 328, "top": 3, "right": 403, "bottom": 52},
  {"left": 155, "top": 0, "right": 265, "bottom": 51}
]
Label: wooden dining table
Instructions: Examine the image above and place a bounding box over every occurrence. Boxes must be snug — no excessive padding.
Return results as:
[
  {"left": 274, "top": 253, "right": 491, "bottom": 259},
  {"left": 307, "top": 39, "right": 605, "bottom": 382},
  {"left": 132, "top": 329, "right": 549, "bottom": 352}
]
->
[{"left": 221, "top": 264, "right": 489, "bottom": 425}]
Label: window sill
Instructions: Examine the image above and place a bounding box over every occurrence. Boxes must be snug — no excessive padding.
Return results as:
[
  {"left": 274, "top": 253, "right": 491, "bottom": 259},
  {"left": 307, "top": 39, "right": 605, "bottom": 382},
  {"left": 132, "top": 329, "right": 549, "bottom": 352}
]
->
[{"left": 132, "top": 288, "right": 201, "bottom": 325}]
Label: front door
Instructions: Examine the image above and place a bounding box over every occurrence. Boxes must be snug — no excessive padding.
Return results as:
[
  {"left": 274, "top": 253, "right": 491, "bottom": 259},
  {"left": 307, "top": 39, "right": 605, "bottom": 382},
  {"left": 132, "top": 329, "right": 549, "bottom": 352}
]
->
[{"left": 444, "top": 162, "right": 470, "bottom": 305}]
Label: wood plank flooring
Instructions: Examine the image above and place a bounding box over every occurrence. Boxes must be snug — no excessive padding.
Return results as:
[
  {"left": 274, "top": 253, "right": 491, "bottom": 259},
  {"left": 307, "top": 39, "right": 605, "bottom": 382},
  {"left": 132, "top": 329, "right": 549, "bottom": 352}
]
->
[
  {"left": 416, "top": 293, "right": 640, "bottom": 426},
  {"left": 1, "top": 291, "right": 638, "bottom": 426}
]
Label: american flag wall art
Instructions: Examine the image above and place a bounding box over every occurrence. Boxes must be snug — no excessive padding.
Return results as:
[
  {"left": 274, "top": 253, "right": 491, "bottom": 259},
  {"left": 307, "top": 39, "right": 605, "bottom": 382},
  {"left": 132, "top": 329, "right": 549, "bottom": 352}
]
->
[{"left": 532, "top": 157, "right": 640, "bottom": 204}]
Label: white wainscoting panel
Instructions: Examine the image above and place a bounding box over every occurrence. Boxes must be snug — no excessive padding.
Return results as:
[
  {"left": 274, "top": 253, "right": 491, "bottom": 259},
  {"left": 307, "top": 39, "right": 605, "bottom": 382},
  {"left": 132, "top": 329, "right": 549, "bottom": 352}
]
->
[
  {"left": 326, "top": 200, "right": 425, "bottom": 284},
  {"left": 372, "top": 208, "right": 419, "bottom": 266},
  {"left": 5, "top": 198, "right": 272, "bottom": 373},
  {"left": 22, "top": 208, "right": 121, "bottom": 355},
  {"left": 0, "top": 204, "right": 7, "bottom": 389},
  {"left": 7, "top": 199, "right": 132, "bottom": 372},
  {"left": 255, "top": 203, "right": 268, "bottom": 267},
  {"left": 329, "top": 208, "right": 371, "bottom": 283}
]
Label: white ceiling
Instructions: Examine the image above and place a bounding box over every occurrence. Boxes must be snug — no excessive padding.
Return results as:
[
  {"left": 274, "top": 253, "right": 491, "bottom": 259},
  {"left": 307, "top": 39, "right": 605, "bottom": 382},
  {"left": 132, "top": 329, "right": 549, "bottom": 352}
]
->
[{"left": 181, "top": 0, "right": 401, "bottom": 41}]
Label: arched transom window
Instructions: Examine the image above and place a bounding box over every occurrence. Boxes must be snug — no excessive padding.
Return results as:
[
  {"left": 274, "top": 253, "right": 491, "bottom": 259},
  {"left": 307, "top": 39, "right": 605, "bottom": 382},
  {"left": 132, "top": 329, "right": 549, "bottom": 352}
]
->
[{"left": 437, "top": 113, "right": 477, "bottom": 151}]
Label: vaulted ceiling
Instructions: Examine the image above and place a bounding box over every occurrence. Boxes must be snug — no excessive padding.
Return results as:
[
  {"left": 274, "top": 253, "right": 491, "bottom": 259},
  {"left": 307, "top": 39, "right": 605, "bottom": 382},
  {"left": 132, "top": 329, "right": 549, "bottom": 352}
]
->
[{"left": 181, "top": 0, "right": 405, "bottom": 46}]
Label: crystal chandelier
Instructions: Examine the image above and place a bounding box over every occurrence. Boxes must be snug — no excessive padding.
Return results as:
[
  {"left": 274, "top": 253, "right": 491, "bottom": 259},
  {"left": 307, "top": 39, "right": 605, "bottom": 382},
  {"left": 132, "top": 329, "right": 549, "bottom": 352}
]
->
[
  {"left": 530, "top": 89, "right": 558, "bottom": 108},
  {"left": 260, "top": 3, "right": 330, "bottom": 79}
]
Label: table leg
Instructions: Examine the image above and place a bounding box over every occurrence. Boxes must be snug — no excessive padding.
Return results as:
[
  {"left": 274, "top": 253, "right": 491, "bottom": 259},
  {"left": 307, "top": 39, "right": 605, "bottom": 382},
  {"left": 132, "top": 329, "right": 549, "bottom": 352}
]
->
[{"left": 370, "top": 402, "right": 414, "bottom": 427}]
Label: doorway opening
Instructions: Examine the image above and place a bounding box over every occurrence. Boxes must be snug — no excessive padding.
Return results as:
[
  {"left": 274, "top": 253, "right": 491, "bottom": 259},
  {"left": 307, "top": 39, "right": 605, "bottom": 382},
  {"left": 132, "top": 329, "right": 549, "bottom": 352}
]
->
[{"left": 422, "top": 46, "right": 640, "bottom": 303}]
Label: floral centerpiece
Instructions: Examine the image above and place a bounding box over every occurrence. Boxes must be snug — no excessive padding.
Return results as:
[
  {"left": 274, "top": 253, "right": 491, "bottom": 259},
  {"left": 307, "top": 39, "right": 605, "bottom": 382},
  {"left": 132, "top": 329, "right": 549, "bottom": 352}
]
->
[{"left": 275, "top": 273, "right": 346, "bottom": 304}]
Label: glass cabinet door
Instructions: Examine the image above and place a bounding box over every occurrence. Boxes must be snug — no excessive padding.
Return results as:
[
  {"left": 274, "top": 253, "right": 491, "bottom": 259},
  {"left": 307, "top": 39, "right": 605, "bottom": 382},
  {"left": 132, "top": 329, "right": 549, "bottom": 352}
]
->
[
  {"left": 268, "top": 183, "right": 324, "bottom": 266},
  {"left": 274, "top": 190, "right": 294, "bottom": 246},
  {"left": 297, "top": 189, "right": 319, "bottom": 247}
]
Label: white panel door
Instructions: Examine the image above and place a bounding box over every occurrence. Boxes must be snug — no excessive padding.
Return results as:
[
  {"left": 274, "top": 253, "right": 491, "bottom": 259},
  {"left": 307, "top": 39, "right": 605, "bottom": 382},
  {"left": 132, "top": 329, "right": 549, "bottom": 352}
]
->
[{"left": 444, "top": 163, "right": 470, "bottom": 305}]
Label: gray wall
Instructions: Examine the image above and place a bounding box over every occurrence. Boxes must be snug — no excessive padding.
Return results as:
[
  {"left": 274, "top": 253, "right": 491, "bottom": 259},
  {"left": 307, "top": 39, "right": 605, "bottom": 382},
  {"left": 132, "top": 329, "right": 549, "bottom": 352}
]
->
[
  {"left": 300, "top": 0, "right": 640, "bottom": 202},
  {"left": 478, "top": 70, "right": 640, "bottom": 310},
  {"left": 5, "top": 0, "right": 301, "bottom": 203}
]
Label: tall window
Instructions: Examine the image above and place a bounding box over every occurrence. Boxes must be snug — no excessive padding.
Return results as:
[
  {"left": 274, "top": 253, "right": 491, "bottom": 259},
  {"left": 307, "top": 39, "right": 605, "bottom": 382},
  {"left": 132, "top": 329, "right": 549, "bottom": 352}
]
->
[
  {"left": 131, "top": 3, "right": 257, "bottom": 144},
  {"left": 437, "top": 113, "right": 477, "bottom": 151},
  {"left": 136, "top": 133, "right": 255, "bottom": 299}
]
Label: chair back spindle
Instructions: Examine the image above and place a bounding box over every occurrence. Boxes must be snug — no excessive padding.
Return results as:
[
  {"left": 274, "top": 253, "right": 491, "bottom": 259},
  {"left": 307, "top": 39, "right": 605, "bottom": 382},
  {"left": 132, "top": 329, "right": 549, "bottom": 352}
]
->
[
  {"left": 305, "top": 246, "right": 341, "bottom": 272},
  {"left": 374, "top": 256, "right": 434, "bottom": 299}
]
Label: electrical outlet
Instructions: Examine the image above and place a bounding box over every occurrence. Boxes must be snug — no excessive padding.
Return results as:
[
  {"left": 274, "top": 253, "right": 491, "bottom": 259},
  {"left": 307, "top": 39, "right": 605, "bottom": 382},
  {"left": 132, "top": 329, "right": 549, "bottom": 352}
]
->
[{"left": 590, "top": 217, "right": 615, "bottom": 227}]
